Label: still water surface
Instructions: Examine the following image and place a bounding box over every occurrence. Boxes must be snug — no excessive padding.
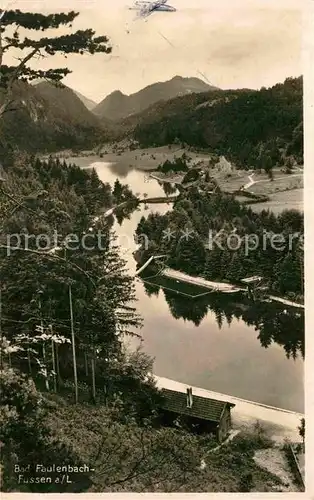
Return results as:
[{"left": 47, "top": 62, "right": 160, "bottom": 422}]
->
[{"left": 70, "top": 157, "right": 304, "bottom": 413}]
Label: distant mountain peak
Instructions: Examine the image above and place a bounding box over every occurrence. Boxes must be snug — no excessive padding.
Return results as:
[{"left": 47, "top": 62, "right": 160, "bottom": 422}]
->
[
  {"left": 73, "top": 89, "right": 98, "bottom": 111},
  {"left": 172, "top": 75, "right": 192, "bottom": 80},
  {"left": 93, "top": 75, "right": 217, "bottom": 121},
  {"left": 25, "top": 81, "right": 102, "bottom": 130}
]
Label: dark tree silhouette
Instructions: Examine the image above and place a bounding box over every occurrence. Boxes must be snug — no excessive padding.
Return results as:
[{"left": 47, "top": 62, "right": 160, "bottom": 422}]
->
[
  {"left": 298, "top": 417, "right": 305, "bottom": 446},
  {"left": 0, "top": 9, "right": 111, "bottom": 117}
]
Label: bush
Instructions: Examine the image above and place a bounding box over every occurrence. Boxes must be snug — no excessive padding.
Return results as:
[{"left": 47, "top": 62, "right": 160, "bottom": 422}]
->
[
  {"left": 228, "top": 427, "right": 273, "bottom": 454},
  {"left": 238, "top": 472, "right": 253, "bottom": 492}
]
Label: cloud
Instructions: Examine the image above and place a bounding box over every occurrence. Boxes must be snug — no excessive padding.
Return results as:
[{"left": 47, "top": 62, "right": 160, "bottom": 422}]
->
[{"left": 2, "top": 0, "right": 303, "bottom": 100}]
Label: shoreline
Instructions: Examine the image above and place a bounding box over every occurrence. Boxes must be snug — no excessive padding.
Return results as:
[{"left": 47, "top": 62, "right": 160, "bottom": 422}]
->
[
  {"left": 158, "top": 266, "right": 304, "bottom": 308},
  {"left": 154, "top": 375, "right": 303, "bottom": 443},
  {"left": 149, "top": 172, "right": 184, "bottom": 183}
]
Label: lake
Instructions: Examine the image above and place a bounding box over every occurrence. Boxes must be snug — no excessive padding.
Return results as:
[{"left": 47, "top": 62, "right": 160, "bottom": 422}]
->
[{"left": 70, "top": 157, "right": 304, "bottom": 413}]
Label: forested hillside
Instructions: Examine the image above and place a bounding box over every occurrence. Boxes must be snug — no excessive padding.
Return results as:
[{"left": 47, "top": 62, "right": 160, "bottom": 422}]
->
[
  {"left": 73, "top": 89, "right": 98, "bottom": 111},
  {"left": 136, "top": 186, "right": 304, "bottom": 300},
  {"left": 133, "top": 77, "right": 303, "bottom": 169},
  {"left": 0, "top": 153, "right": 283, "bottom": 493},
  {"left": 0, "top": 152, "right": 148, "bottom": 489},
  {"left": 0, "top": 82, "right": 107, "bottom": 153},
  {"left": 94, "top": 76, "right": 215, "bottom": 121},
  {"left": 0, "top": 6, "right": 304, "bottom": 493}
]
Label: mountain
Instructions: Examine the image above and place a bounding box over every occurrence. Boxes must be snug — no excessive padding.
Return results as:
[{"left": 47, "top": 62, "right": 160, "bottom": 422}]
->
[
  {"left": 0, "top": 82, "right": 107, "bottom": 153},
  {"left": 93, "top": 76, "right": 217, "bottom": 121},
  {"left": 132, "top": 76, "right": 303, "bottom": 168},
  {"left": 113, "top": 88, "right": 227, "bottom": 137},
  {"left": 73, "top": 90, "right": 98, "bottom": 111},
  {"left": 34, "top": 82, "right": 101, "bottom": 126}
]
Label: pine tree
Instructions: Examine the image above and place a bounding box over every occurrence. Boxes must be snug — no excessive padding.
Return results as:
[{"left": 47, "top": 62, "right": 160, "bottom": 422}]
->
[
  {"left": 112, "top": 179, "right": 123, "bottom": 201},
  {"left": 298, "top": 417, "right": 305, "bottom": 448},
  {"left": 0, "top": 9, "right": 111, "bottom": 117},
  {"left": 1, "top": 156, "right": 141, "bottom": 400}
]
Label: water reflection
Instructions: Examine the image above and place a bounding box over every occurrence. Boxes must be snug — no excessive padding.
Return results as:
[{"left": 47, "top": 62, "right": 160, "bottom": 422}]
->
[
  {"left": 76, "top": 158, "right": 303, "bottom": 411},
  {"left": 160, "top": 182, "right": 177, "bottom": 196},
  {"left": 115, "top": 202, "right": 141, "bottom": 226},
  {"left": 141, "top": 281, "right": 304, "bottom": 360},
  {"left": 92, "top": 159, "right": 304, "bottom": 363},
  {"left": 108, "top": 161, "right": 133, "bottom": 178}
]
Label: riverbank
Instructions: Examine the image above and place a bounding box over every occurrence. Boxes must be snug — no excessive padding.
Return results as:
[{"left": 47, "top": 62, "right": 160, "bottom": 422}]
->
[
  {"left": 89, "top": 159, "right": 303, "bottom": 419},
  {"left": 47, "top": 145, "right": 212, "bottom": 172},
  {"left": 44, "top": 149, "right": 303, "bottom": 214},
  {"left": 249, "top": 188, "right": 303, "bottom": 214},
  {"left": 269, "top": 295, "right": 305, "bottom": 310},
  {"left": 159, "top": 267, "right": 304, "bottom": 308},
  {"left": 149, "top": 172, "right": 185, "bottom": 184},
  {"left": 154, "top": 376, "right": 303, "bottom": 444}
]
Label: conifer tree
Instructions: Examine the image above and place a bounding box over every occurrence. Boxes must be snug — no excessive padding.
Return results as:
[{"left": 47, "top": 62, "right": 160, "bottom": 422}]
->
[{"left": 0, "top": 8, "right": 111, "bottom": 117}]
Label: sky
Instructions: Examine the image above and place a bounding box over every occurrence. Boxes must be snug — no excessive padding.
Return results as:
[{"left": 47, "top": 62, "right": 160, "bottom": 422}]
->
[{"left": 1, "top": 0, "right": 304, "bottom": 103}]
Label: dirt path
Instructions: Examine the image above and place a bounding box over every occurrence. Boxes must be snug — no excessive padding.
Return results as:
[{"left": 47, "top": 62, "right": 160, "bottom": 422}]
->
[
  {"left": 244, "top": 173, "right": 256, "bottom": 189},
  {"left": 243, "top": 172, "right": 303, "bottom": 191},
  {"left": 254, "top": 448, "right": 299, "bottom": 492}
]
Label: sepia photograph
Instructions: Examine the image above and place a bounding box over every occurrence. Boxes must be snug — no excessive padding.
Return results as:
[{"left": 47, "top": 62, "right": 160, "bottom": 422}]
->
[{"left": 0, "top": 0, "right": 308, "bottom": 494}]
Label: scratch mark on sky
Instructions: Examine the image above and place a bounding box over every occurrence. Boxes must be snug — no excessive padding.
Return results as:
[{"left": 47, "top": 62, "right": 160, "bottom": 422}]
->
[
  {"left": 157, "top": 30, "right": 176, "bottom": 48},
  {"left": 197, "top": 70, "right": 214, "bottom": 86},
  {"left": 156, "top": 29, "right": 215, "bottom": 87}
]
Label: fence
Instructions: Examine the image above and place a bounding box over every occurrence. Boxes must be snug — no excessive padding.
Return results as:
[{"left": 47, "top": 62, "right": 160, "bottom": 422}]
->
[{"left": 285, "top": 443, "right": 305, "bottom": 490}]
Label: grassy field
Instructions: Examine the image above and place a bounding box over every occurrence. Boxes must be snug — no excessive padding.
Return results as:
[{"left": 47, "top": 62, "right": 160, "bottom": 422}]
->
[
  {"left": 97, "top": 145, "right": 212, "bottom": 172},
  {"left": 52, "top": 146, "right": 304, "bottom": 214},
  {"left": 210, "top": 166, "right": 303, "bottom": 194},
  {"left": 235, "top": 195, "right": 252, "bottom": 203},
  {"left": 212, "top": 173, "right": 249, "bottom": 192},
  {"left": 249, "top": 175, "right": 303, "bottom": 196},
  {"left": 249, "top": 189, "right": 303, "bottom": 214},
  {"left": 150, "top": 172, "right": 184, "bottom": 184}
]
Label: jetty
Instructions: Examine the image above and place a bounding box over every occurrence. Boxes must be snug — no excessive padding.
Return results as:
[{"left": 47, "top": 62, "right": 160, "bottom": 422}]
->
[
  {"left": 161, "top": 268, "right": 245, "bottom": 293},
  {"left": 136, "top": 258, "right": 305, "bottom": 308}
]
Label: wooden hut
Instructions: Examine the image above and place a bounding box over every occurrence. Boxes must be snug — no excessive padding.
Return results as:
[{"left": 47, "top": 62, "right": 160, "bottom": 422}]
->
[{"left": 159, "top": 387, "right": 235, "bottom": 443}]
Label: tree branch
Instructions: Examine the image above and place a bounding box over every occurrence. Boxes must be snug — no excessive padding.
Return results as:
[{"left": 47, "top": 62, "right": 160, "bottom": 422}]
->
[
  {"left": 0, "top": 46, "right": 40, "bottom": 116},
  {"left": 0, "top": 187, "right": 48, "bottom": 232},
  {"left": 0, "top": 244, "right": 96, "bottom": 289},
  {"left": 0, "top": 12, "right": 111, "bottom": 117},
  {"left": 1, "top": 10, "right": 79, "bottom": 31}
]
